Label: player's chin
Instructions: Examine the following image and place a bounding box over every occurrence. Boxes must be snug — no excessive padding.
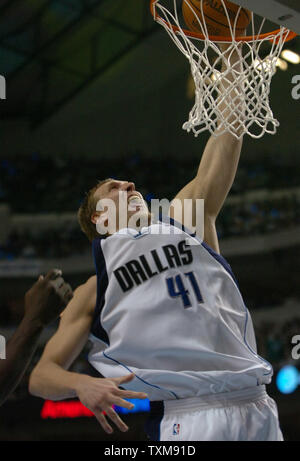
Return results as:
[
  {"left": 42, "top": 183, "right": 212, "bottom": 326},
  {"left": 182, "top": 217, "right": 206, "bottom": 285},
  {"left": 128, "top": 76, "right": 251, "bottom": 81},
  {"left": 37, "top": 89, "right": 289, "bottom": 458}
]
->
[{"left": 127, "top": 210, "right": 151, "bottom": 227}]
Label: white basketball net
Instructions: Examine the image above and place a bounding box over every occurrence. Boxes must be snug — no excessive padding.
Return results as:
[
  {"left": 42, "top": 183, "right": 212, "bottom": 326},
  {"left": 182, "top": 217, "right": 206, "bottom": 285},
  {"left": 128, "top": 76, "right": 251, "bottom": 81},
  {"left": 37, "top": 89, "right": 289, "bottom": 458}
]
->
[{"left": 151, "top": 0, "right": 293, "bottom": 139}]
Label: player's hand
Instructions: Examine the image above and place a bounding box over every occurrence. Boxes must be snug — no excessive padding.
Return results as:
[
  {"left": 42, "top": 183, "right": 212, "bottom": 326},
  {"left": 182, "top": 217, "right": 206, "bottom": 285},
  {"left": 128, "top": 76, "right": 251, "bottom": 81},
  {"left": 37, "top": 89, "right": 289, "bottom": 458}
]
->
[
  {"left": 75, "top": 373, "right": 148, "bottom": 434},
  {"left": 24, "top": 269, "right": 73, "bottom": 327}
]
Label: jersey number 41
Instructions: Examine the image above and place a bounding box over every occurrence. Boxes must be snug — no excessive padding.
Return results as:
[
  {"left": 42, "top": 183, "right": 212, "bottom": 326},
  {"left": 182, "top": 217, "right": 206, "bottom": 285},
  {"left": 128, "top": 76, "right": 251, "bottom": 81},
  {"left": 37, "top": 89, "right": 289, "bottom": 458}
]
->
[{"left": 166, "top": 272, "right": 204, "bottom": 308}]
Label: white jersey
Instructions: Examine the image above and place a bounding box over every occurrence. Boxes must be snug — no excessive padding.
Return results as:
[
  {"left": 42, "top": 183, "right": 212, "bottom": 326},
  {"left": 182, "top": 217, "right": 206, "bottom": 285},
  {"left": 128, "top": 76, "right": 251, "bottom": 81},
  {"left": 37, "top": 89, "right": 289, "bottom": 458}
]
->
[{"left": 88, "top": 217, "right": 273, "bottom": 401}]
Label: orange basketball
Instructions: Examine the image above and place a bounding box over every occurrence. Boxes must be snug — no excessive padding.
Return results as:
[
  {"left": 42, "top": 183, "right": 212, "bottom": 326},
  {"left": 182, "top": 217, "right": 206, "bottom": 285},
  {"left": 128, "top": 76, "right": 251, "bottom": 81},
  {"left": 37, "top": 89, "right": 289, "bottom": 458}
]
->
[{"left": 182, "top": 0, "right": 251, "bottom": 37}]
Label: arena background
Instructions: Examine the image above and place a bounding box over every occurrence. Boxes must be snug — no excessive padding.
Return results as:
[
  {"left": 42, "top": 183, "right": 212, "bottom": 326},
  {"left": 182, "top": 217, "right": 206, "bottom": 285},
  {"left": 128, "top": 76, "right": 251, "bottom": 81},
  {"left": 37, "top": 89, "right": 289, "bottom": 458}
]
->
[{"left": 0, "top": 0, "right": 300, "bottom": 441}]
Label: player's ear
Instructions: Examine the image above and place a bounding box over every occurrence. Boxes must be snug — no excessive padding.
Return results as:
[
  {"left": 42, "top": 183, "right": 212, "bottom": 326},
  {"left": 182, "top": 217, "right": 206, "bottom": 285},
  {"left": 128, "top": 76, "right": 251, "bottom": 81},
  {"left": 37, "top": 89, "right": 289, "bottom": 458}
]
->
[
  {"left": 95, "top": 211, "right": 109, "bottom": 237},
  {"left": 91, "top": 211, "right": 100, "bottom": 224}
]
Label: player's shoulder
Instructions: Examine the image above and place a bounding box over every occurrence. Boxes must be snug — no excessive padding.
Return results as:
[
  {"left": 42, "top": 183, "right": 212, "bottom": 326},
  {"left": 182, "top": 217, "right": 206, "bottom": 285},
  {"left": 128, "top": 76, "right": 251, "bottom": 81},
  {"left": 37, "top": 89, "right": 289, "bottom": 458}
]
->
[
  {"left": 75, "top": 275, "right": 96, "bottom": 290},
  {"left": 85, "top": 274, "right": 97, "bottom": 288}
]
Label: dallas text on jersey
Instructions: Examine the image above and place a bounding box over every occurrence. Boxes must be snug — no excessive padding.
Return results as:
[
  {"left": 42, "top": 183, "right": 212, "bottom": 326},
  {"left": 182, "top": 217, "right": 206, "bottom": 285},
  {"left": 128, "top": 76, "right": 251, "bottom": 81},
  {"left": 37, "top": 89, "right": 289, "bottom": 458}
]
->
[{"left": 113, "top": 239, "right": 193, "bottom": 292}]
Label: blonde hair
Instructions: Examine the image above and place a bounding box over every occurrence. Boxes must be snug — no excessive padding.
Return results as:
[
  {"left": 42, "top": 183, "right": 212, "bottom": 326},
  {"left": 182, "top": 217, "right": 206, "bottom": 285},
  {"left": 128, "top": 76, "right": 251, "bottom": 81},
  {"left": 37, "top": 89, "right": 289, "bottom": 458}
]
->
[{"left": 77, "top": 178, "right": 112, "bottom": 242}]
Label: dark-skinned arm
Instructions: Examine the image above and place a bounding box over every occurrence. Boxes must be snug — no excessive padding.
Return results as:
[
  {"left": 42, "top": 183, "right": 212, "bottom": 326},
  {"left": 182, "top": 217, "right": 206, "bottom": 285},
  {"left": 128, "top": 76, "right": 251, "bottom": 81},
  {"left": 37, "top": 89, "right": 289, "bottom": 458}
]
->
[{"left": 0, "top": 269, "right": 72, "bottom": 406}]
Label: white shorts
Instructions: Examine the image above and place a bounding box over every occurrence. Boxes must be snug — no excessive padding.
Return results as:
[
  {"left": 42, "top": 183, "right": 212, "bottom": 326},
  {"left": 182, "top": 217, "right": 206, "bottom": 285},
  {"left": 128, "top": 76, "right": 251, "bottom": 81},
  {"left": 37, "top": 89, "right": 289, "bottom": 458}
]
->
[{"left": 145, "top": 386, "right": 283, "bottom": 441}]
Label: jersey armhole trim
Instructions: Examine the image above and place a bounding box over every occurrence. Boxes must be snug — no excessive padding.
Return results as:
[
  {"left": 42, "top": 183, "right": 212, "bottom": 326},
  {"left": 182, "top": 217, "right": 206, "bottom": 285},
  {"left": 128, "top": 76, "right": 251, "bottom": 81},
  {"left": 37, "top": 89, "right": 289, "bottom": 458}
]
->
[{"left": 91, "top": 239, "right": 110, "bottom": 345}]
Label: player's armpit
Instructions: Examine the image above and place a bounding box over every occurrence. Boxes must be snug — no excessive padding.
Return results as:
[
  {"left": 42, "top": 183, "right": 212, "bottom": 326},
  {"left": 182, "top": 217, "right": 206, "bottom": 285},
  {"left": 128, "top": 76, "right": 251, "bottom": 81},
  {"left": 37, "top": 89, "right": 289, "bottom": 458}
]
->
[
  {"left": 203, "top": 214, "right": 220, "bottom": 254},
  {"left": 168, "top": 195, "right": 220, "bottom": 253}
]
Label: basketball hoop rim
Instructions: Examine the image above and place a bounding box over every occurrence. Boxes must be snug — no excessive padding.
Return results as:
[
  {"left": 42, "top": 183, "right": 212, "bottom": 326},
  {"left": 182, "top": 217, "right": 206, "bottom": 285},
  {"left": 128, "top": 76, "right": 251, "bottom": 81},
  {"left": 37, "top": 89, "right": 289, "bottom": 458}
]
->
[{"left": 150, "top": 0, "right": 297, "bottom": 43}]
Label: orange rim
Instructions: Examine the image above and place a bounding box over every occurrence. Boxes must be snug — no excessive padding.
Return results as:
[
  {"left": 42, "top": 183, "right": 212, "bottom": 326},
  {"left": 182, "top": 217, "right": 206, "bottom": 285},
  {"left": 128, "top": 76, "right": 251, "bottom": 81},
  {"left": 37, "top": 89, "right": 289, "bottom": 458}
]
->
[{"left": 150, "top": 0, "right": 297, "bottom": 43}]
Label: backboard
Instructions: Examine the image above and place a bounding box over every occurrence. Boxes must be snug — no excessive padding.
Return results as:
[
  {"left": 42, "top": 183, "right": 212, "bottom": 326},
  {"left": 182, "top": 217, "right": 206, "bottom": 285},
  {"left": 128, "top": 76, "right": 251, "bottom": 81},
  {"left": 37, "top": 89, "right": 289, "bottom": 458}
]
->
[{"left": 233, "top": 0, "right": 300, "bottom": 34}]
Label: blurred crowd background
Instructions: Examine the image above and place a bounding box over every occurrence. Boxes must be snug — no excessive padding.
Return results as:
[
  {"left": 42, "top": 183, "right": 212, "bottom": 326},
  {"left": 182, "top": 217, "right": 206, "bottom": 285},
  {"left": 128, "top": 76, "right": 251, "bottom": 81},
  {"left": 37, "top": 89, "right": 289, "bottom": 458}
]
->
[
  {"left": 0, "top": 0, "right": 300, "bottom": 442},
  {"left": 0, "top": 152, "right": 300, "bottom": 260}
]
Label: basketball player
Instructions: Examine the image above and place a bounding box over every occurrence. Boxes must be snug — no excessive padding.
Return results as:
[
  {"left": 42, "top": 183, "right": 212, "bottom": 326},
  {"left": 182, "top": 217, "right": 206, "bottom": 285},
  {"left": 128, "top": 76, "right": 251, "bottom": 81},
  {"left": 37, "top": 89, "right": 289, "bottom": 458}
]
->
[
  {"left": 29, "top": 43, "right": 283, "bottom": 441},
  {"left": 0, "top": 269, "right": 72, "bottom": 406}
]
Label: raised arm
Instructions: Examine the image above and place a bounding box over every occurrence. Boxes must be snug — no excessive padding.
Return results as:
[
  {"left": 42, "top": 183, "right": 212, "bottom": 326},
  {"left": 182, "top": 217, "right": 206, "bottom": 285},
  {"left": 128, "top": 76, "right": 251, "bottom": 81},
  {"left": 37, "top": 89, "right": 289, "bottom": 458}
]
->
[
  {"left": 169, "top": 43, "right": 244, "bottom": 253},
  {"left": 29, "top": 276, "right": 147, "bottom": 434}
]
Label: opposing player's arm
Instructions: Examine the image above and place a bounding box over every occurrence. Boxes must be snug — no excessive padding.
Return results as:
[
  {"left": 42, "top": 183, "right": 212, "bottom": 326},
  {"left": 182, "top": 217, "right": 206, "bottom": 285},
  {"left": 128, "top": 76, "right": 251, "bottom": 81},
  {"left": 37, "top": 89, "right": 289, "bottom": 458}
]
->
[{"left": 169, "top": 44, "right": 244, "bottom": 253}]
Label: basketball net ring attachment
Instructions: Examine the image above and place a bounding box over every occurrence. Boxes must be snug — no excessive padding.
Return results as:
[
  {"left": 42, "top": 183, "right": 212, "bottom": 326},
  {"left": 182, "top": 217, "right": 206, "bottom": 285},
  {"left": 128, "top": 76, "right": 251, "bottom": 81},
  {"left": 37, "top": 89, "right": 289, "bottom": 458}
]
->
[{"left": 150, "top": 0, "right": 297, "bottom": 139}]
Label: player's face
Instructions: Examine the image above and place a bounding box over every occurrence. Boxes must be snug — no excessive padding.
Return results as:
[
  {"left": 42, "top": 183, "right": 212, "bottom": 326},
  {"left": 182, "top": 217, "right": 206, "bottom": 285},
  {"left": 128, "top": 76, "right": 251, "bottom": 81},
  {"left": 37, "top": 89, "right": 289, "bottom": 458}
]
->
[{"left": 93, "top": 179, "right": 151, "bottom": 233}]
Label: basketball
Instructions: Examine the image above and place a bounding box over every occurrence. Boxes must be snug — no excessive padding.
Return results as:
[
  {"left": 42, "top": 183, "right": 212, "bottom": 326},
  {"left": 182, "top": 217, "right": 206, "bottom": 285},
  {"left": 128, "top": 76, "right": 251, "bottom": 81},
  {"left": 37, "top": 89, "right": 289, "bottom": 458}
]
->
[{"left": 182, "top": 0, "right": 251, "bottom": 36}]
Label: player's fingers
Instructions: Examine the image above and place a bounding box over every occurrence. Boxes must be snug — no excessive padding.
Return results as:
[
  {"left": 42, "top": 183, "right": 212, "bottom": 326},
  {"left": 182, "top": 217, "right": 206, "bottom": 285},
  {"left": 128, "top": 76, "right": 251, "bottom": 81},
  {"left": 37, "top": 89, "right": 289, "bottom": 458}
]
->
[
  {"left": 44, "top": 268, "right": 62, "bottom": 282},
  {"left": 105, "top": 407, "right": 129, "bottom": 432},
  {"left": 62, "top": 285, "right": 73, "bottom": 303},
  {"left": 57, "top": 283, "right": 73, "bottom": 302},
  {"left": 62, "top": 292, "right": 73, "bottom": 307},
  {"left": 111, "top": 373, "right": 135, "bottom": 386},
  {"left": 94, "top": 410, "right": 113, "bottom": 434},
  {"left": 50, "top": 279, "right": 73, "bottom": 303},
  {"left": 117, "top": 390, "right": 148, "bottom": 400},
  {"left": 49, "top": 276, "right": 65, "bottom": 291},
  {"left": 111, "top": 397, "right": 135, "bottom": 410}
]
